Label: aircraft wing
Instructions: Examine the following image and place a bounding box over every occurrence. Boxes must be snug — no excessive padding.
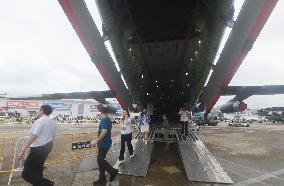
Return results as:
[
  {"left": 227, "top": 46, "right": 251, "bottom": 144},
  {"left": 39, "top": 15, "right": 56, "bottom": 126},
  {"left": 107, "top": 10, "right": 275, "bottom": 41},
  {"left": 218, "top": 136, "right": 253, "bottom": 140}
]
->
[
  {"left": 221, "top": 85, "right": 284, "bottom": 102},
  {"left": 9, "top": 90, "right": 115, "bottom": 104},
  {"left": 218, "top": 85, "right": 284, "bottom": 113}
]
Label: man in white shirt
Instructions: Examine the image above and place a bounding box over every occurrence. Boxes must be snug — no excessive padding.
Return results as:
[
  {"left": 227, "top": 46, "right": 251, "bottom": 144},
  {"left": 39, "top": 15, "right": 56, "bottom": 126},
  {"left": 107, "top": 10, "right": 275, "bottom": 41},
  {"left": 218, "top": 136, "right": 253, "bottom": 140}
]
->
[
  {"left": 178, "top": 105, "right": 191, "bottom": 135},
  {"left": 18, "top": 105, "right": 57, "bottom": 186}
]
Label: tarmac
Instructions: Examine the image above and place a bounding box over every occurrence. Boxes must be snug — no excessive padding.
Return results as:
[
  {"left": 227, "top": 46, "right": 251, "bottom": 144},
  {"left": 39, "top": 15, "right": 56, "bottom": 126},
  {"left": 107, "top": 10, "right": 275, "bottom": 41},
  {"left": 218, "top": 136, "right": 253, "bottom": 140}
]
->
[
  {"left": 199, "top": 122, "right": 284, "bottom": 186},
  {"left": 1, "top": 122, "right": 284, "bottom": 185}
]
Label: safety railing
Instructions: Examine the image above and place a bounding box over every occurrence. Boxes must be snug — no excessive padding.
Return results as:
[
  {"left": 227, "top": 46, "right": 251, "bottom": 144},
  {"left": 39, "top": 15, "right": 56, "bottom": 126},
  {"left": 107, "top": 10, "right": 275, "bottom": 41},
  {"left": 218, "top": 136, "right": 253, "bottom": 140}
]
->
[
  {"left": 45, "top": 131, "right": 98, "bottom": 166},
  {"left": 0, "top": 137, "right": 17, "bottom": 174},
  {"left": 0, "top": 119, "right": 5, "bottom": 125},
  {"left": 0, "top": 131, "right": 98, "bottom": 185}
]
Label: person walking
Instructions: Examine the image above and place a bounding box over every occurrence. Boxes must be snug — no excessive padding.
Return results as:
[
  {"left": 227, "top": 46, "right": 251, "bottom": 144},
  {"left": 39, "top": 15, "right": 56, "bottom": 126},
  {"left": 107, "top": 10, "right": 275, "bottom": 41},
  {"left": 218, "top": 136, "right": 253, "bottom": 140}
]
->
[
  {"left": 92, "top": 105, "right": 118, "bottom": 185},
  {"left": 178, "top": 105, "right": 191, "bottom": 135},
  {"left": 138, "top": 108, "right": 151, "bottom": 144},
  {"left": 18, "top": 105, "right": 57, "bottom": 186},
  {"left": 162, "top": 113, "right": 170, "bottom": 150},
  {"left": 118, "top": 110, "right": 134, "bottom": 163},
  {"left": 147, "top": 102, "right": 154, "bottom": 127}
]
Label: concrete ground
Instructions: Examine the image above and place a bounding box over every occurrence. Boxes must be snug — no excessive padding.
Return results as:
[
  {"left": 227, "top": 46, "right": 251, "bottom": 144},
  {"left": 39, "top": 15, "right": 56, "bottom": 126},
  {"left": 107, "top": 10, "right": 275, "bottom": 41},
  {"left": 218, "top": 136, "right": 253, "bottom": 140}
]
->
[
  {"left": 0, "top": 123, "right": 100, "bottom": 138},
  {"left": 1, "top": 122, "right": 284, "bottom": 185},
  {"left": 199, "top": 122, "right": 284, "bottom": 186}
]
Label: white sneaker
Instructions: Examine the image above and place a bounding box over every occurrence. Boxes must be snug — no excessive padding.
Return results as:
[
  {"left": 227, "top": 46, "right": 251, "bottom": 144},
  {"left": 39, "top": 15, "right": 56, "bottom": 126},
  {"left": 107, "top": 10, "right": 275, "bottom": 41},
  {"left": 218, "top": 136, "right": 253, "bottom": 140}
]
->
[
  {"left": 113, "top": 161, "right": 120, "bottom": 169},
  {"left": 118, "top": 160, "right": 124, "bottom": 164},
  {"left": 130, "top": 154, "right": 134, "bottom": 158}
]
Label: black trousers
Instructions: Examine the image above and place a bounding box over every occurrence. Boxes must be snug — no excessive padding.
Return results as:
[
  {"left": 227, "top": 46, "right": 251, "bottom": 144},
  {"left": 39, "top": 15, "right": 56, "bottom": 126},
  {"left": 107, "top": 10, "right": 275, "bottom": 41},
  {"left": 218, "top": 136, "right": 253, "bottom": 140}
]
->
[
  {"left": 22, "top": 141, "right": 53, "bottom": 186},
  {"left": 119, "top": 133, "right": 133, "bottom": 161},
  {"left": 181, "top": 121, "right": 188, "bottom": 135},
  {"left": 97, "top": 147, "right": 116, "bottom": 181},
  {"left": 149, "top": 115, "right": 153, "bottom": 127}
]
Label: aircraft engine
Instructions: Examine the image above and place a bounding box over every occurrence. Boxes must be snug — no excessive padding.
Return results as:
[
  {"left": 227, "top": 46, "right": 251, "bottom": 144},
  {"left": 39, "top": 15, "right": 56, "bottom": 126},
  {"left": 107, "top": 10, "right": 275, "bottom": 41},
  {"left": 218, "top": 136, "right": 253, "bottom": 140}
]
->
[{"left": 220, "top": 101, "right": 247, "bottom": 113}]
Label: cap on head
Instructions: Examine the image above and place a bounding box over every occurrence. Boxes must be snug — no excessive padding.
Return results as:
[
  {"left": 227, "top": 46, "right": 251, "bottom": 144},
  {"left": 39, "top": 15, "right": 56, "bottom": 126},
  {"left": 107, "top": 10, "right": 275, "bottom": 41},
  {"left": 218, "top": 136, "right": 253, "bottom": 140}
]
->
[{"left": 40, "top": 105, "right": 53, "bottom": 115}]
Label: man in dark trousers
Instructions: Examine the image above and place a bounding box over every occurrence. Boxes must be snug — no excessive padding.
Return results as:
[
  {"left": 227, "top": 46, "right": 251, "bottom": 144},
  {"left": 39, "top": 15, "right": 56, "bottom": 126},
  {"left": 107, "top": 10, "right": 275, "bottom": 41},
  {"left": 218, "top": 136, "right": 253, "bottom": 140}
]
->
[
  {"left": 18, "top": 105, "right": 57, "bottom": 186},
  {"left": 92, "top": 105, "right": 118, "bottom": 185}
]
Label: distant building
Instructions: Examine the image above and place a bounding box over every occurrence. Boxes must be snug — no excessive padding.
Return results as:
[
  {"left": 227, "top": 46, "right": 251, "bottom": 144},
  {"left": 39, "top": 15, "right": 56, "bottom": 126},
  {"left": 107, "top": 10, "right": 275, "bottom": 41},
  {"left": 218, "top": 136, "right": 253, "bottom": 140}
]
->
[{"left": 0, "top": 98, "right": 105, "bottom": 117}]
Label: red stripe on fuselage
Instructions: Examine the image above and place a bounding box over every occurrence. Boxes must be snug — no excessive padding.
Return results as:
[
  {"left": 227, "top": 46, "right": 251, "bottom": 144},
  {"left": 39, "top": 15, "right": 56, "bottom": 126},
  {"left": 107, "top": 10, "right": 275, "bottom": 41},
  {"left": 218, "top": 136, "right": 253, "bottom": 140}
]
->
[
  {"left": 249, "top": 0, "right": 278, "bottom": 40},
  {"left": 95, "top": 63, "right": 126, "bottom": 109},
  {"left": 59, "top": 0, "right": 127, "bottom": 109},
  {"left": 206, "top": 0, "right": 278, "bottom": 113},
  {"left": 59, "top": 0, "right": 93, "bottom": 55}
]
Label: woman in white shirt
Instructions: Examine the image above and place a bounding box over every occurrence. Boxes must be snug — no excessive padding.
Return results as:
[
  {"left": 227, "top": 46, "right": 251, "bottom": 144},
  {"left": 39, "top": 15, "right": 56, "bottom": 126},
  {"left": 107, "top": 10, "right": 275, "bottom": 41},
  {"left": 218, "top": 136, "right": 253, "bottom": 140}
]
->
[
  {"left": 178, "top": 105, "right": 191, "bottom": 135},
  {"left": 118, "top": 110, "right": 134, "bottom": 163}
]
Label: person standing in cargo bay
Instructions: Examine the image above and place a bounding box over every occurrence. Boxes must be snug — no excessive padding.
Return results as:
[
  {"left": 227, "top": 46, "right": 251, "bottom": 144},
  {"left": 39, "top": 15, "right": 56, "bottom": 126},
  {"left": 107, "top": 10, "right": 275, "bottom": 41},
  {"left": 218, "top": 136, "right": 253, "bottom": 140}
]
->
[
  {"left": 178, "top": 105, "right": 191, "bottom": 135},
  {"left": 138, "top": 107, "right": 151, "bottom": 144}
]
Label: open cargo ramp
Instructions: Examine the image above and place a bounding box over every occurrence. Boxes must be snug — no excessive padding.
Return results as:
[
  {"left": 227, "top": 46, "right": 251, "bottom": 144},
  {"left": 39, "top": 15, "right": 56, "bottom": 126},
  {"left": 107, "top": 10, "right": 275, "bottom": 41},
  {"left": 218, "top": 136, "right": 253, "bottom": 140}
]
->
[
  {"left": 116, "top": 130, "right": 155, "bottom": 177},
  {"left": 178, "top": 131, "right": 233, "bottom": 184}
]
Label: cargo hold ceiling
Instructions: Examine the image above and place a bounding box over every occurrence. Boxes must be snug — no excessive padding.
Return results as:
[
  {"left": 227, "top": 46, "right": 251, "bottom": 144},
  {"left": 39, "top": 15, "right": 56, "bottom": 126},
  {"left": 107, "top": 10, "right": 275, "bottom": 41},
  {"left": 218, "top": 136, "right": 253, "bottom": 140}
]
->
[{"left": 96, "top": 0, "right": 234, "bottom": 104}]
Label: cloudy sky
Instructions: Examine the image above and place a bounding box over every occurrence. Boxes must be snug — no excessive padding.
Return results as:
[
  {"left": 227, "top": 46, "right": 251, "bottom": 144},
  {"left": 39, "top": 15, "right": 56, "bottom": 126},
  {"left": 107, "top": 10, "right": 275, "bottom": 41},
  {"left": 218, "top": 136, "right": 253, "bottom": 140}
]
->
[{"left": 0, "top": 0, "right": 283, "bottom": 109}]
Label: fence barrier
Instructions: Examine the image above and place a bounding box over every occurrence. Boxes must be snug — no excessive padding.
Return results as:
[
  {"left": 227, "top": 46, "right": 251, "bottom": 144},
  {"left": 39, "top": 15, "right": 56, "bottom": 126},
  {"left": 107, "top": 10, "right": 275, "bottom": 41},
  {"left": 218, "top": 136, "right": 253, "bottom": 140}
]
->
[{"left": 0, "top": 131, "right": 98, "bottom": 185}]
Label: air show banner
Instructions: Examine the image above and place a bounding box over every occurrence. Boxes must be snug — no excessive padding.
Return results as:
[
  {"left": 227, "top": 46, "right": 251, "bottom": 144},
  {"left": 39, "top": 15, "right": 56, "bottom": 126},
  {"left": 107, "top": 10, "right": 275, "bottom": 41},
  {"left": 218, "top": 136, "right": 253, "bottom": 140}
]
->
[
  {"left": 72, "top": 141, "right": 91, "bottom": 150},
  {"left": 6, "top": 100, "right": 40, "bottom": 109},
  {"left": 45, "top": 102, "right": 72, "bottom": 111}
]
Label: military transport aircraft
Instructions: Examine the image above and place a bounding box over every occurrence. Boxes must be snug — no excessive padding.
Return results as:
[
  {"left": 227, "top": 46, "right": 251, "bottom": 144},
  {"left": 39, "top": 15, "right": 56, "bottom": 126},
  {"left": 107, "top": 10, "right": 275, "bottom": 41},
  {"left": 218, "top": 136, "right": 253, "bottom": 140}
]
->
[
  {"left": 9, "top": 0, "right": 284, "bottom": 184},
  {"left": 17, "top": 0, "right": 283, "bottom": 116}
]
